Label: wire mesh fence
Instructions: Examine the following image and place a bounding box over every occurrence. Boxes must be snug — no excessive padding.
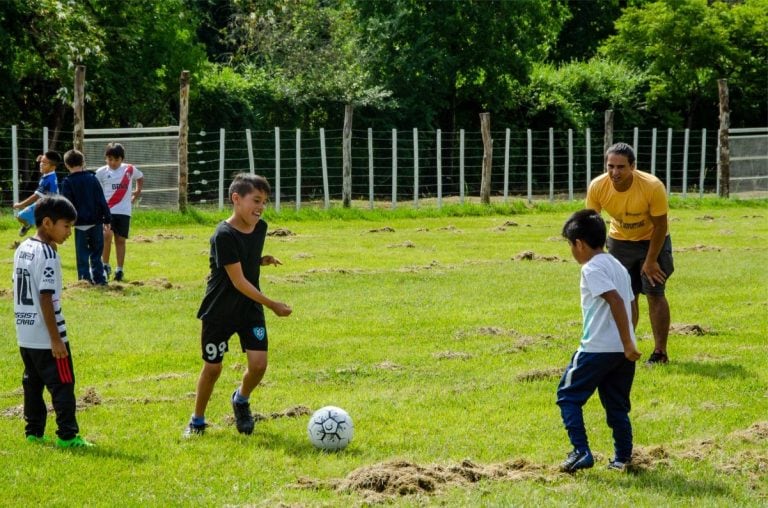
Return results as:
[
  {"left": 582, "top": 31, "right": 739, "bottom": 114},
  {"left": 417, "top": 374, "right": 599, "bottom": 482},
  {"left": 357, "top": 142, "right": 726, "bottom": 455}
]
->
[{"left": 1, "top": 124, "right": 760, "bottom": 211}]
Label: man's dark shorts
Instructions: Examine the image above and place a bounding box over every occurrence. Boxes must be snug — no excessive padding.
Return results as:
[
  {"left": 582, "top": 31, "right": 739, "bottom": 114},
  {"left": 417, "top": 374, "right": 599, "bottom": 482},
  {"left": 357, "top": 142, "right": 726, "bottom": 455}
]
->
[
  {"left": 200, "top": 319, "right": 268, "bottom": 363},
  {"left": 607, "top": 235, "right": 674, "bottom": 296},
  {"left": 110, "top": 214, "right": 132, "bottom": 239}
]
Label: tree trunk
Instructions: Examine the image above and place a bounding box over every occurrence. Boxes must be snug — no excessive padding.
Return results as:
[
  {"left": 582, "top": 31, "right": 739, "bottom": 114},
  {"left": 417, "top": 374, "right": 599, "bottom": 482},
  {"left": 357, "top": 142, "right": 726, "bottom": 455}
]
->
[{"left": 603, "top": 109, "right": 614, "bottom": 169}]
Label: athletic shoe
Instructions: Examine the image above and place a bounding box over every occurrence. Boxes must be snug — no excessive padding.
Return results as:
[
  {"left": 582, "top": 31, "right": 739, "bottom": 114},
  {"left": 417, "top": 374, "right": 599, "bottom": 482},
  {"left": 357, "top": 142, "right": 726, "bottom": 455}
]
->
[
  {"left": 231, "top": 390, "right": 255, "bottom": 435},
  {"left": 56, "top": 435, "right": 94, "bottom": 448},
  {"left": 560, "top": 449, "right": 594, "bottom": 473},
  {"left": 114, "top": 270, "right": 124, "bottom": 282},
  {"left": 26, "top": 435, "right": 49, "bottom": 444},
  {"left": 607, "top": 459, "right": 629, "bottom": 471},
  {"left": 19, "top": 224, "right": 32, "bottom": 237},
  {"left": 103, "top": 264, "right": 112, "bottom": 281},
  {"left": 182, "top": 422, "right": 208, "bottom": 438},
  {"left": 646, "top": 350, "right": 669, "bottom": 365}
]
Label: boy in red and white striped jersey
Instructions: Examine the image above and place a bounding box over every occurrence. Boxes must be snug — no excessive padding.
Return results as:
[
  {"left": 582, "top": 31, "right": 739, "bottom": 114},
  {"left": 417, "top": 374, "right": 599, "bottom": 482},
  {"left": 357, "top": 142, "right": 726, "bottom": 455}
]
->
[{"left": 95, "top": 142, "right": 144, "bottom": 282}]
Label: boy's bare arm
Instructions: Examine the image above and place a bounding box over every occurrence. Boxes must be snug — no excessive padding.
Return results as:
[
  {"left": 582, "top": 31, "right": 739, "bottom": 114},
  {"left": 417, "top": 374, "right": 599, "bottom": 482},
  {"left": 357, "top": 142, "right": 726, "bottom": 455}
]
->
[
  {"left": 601, "top": 290, "right": 641, "bottom": 361},
  {"left": 131, "top": 177, "right": 144, "bottom": 203},
  {"left": 13, "top": 194, "right": 39, "bottom": 209},
  {"left": 224, "top": 262, "right": 292, "bottom": 316},
  {"left": 39, "top": 292, "right": 68, "bottom": 358}
]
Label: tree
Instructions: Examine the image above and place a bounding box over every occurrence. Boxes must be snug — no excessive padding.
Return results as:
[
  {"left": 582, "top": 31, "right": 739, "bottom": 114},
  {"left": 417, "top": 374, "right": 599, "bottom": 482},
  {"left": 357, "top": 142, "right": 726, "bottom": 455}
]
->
[
  {"left": 354, "top": 0, "right": 570, "bottom": 130},
  {"left": 599, "top": 0, "right": 768, "bottom": 128},
  {"left": 226, "top": 0, "right": 392, "bottom": 128}
]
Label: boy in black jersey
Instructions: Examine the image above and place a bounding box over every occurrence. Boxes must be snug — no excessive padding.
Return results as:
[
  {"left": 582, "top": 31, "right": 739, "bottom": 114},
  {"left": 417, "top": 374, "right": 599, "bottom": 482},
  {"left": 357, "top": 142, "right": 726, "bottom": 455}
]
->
[{"left": 185, "top": 174, "right": 292, "bottom": 437}]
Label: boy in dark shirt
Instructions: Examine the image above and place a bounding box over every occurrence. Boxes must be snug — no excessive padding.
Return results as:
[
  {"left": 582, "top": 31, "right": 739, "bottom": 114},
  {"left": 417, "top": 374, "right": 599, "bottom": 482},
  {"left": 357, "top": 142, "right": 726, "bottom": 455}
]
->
[
  {"left": 184, "top": 173, "right": 292, "bottom": 437},
  {"left": 60, "top": 149, "right": 112, "bottom": 285}
]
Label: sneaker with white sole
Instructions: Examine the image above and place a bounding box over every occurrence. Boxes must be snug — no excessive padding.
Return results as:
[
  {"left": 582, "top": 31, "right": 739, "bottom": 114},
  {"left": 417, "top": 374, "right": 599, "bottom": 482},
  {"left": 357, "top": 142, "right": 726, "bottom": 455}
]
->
[
  {"left": 183, "top": 421, "right": 208, "bottom": 438},
  {"left": 560, "top": 449, "right": 594, "bottom": 473}
]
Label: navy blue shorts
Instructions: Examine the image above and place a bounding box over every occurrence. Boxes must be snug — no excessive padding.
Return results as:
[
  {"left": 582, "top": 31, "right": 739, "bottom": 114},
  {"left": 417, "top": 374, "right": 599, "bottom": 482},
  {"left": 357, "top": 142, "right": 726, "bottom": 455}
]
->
[{"left": 200, "top": 319, "right": 268, "bottom": 363}]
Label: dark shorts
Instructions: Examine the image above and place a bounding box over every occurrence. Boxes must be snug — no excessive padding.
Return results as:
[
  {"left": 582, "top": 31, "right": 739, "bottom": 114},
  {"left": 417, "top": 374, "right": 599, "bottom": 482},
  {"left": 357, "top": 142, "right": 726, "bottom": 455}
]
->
[
  {"left": 110, "top": 214, "right": 131, "bottom": 239},
  {"left": 607, "top": 236, "right": 674, "bottom": 296},
  {"left": 200, "top": 319, "right": 268, "bottom": 363}
]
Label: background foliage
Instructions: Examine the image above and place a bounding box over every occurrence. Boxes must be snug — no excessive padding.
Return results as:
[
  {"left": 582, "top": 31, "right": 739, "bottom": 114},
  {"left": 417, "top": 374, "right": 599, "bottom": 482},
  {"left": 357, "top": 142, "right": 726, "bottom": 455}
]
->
[{"left": 0, "top": 0, "right": 765, "bottom": 149}]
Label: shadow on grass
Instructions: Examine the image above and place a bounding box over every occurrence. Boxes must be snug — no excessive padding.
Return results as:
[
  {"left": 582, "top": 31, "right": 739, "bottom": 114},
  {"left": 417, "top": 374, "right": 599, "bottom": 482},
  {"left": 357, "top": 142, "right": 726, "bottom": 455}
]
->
[
  {"left": 252, "top": 427, "right": 363, "bottom": 459},
  {"left": 666, "top": 361, "right": 752, "bottom": 379},
  {"left": 596, "top": 467, "right": 734, "bottom": 500}
]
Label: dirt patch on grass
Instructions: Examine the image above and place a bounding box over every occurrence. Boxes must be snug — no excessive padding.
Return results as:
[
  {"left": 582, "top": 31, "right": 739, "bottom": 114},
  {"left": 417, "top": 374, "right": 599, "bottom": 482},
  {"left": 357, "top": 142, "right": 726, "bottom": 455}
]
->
[
  {"left": 696, "top": 215, "right": 716, "bottom": 221},
  {"left": 676, "top": 244, "right": 722, "bottom": 252},
  {"left": 367, "top": 226, "right": 395, "bottom": 233},
  {"left": 0, "top": 288, "right": 11, "bottom": 298},
  {"left": 306, "top": 267, "right": 363, "bottom": 275},
  {"left": 732, "top": 421, "right": 768, "bottom": 442},
  {"left": 516, "top": 367, "right": 563, "bottom": 382},
  {"left": 133, "top": 233, "right": 188, "bottom": 243},
  {"left": 129, "top": 278, "right": 176, "bottom": 289},
  {"left": 223, "top": 405, "right": 311, "bottom": 425},
  {"left": 388, "top": 240, "right": 415, "bottom": 248},
  {"left": 437, "top": 225, "right": 462, "bottom": 233},
  {"left": 670, "top": 323, "right": 709, "bottom": 336},
  {"left": 374, "top": 361, "right": 403, "bottom": 371},
  {"left": 629, "top": 445, "right": 671, "bottom": 471},
  {"left": 433, "top": 351, "right": 473, "bottom": 360},
  {"left": 513, "top": 250, "right": 566, "bottom": 262},
  {"left": 267, "top": 228, "right": 295, "bottom": 237},
  {"left": 299, "top": 458, "right": 547, "bottom": 503}
]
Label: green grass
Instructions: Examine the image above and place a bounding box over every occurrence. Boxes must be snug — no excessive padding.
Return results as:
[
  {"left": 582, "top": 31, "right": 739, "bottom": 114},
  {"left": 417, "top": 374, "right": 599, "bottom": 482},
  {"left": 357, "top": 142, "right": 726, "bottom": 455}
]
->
[{"left": 0, "top": 198, "right": 766, "bottom": 506}]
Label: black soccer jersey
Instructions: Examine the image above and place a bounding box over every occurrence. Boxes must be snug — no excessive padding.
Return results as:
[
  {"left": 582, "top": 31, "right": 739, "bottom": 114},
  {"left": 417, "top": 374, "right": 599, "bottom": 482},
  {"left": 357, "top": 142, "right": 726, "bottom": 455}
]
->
[
  {"left": 197, "top": 220, "right": 267, "bottom": 326},
  {"left": 13, "top": 238, "right": 67, "bottom": 349}
]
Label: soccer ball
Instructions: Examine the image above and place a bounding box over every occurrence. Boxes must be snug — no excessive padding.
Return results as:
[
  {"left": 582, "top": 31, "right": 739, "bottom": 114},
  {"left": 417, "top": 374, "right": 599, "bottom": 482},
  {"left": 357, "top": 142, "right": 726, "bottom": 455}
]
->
[{"left": 307, "top": 406, "right": 354, "bottom": 451}]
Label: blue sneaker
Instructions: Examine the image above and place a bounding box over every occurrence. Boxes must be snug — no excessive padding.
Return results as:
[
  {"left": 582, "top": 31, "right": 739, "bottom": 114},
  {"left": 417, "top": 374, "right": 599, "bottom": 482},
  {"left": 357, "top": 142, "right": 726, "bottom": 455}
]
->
[{"left": 560, "top": 449, "right": 594, "bottom": 473}]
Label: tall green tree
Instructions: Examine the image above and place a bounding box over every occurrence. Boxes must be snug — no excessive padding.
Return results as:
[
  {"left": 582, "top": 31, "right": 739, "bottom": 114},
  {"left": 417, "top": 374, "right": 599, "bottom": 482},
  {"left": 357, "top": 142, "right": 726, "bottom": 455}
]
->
[
  {"left": 599, "top": 0, "right": 768, "bottom": 128},
  {"left": 354, "top": 0, "right": 569, "bottom": 130}
]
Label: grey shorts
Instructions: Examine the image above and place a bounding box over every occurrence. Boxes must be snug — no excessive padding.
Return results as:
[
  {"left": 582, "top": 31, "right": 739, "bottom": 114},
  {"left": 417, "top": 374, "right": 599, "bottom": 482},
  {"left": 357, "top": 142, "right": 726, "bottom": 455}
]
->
[{"left": 607, "top": 236, "right": 674, "bottom": 296}]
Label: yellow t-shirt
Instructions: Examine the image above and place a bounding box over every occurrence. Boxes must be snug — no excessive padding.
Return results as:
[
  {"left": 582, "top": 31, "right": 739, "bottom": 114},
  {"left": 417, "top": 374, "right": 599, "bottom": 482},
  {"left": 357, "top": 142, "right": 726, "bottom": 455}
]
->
[{"left": 586, "top": 170, "right": 669, "bottom": 241}]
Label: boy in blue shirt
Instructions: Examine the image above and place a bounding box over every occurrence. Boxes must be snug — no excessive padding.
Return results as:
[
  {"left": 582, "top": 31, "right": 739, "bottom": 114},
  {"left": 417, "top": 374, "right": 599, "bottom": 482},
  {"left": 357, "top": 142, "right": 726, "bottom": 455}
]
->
[
  {"left": 184, "top": 173, "right": 292, "bottom": 437},
  {"left": 557, "top": 209, "right": 641, "bottom": 473},
  {"left": 13, "top": 151, "right": 61, "bottom": 237}
]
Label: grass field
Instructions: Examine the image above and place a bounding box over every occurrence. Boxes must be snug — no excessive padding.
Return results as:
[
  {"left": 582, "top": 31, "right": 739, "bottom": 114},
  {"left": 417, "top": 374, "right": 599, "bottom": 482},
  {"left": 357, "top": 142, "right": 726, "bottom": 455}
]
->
[{"left": 0, "top": 198, "right": 766, "bottom": 507}]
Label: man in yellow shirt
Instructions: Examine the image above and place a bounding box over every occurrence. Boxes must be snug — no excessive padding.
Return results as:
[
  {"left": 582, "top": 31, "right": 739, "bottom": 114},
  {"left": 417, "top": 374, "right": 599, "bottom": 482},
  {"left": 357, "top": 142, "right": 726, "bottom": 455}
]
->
[{"left": 586, "top": 143, "right": 674, "bottom": 364}]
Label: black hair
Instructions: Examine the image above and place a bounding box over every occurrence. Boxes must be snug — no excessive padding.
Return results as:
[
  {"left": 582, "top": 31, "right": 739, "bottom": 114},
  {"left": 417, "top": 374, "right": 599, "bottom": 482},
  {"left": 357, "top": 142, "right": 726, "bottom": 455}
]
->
[
  {"left": 605, "top": 142, "right": 636, "bottom": 166},
  {"left": 229, "top": 173, "right": 271, "bottom": 200},
  {"left": 64, "top": 149, "right": 84, "bottom": 168},
  {"left": 34, "top": 195, "right": 77, "bottom": 227},
  {"left": 44, "top": 150, "right": 62, "bottom": 164},
  {"left": 562, "top": 209, "right": 606, "bottom": 249},
  {"left": 104, "top": 142, "right": 125, "bottom": 159}
]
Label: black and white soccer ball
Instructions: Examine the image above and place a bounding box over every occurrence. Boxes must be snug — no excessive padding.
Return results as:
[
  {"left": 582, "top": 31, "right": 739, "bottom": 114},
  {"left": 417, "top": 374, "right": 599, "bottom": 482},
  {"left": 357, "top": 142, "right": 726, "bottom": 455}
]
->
[{"left": 307, "top": 406, "right": 354, "bottom": 451}]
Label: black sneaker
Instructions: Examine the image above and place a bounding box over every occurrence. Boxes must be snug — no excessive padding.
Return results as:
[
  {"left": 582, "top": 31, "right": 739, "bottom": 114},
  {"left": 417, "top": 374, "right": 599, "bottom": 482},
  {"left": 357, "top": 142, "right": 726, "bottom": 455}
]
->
[
  {"left": 183, "top": 421, "right": 207, "bottom": 438},
  {"left": 19, "top": 224, "right": 32, "bottom": 237},
  {"left": 607, "top": 459, "right": 629, "bottom": 471},
  {"left": 560, "top": 449, "right": 594, "bottom": 473},
  {"left": 103, "top": 264, "right": 112, "bottom": 281},
  {"left": 231, "top": 390, "right": 254, "bottom": 435},
  {"left": 114, "top": 270, "right": 124, "bottom": 282},
  {"left": 646, "top": 350, "right": 669, "bottom": 365}
]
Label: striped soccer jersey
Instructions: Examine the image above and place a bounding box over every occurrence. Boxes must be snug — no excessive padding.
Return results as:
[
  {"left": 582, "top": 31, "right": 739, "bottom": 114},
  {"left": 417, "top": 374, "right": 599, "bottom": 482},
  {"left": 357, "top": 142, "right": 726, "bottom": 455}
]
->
[{"left": 13, "top": 238, "right": 68, "bottom": 349}]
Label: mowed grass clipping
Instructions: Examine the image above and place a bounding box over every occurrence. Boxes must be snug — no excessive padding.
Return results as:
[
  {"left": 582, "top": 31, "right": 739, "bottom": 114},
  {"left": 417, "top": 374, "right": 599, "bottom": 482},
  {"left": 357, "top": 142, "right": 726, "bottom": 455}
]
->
[{"left": 0, "top": 199, "right": 766, "bottom": 506}]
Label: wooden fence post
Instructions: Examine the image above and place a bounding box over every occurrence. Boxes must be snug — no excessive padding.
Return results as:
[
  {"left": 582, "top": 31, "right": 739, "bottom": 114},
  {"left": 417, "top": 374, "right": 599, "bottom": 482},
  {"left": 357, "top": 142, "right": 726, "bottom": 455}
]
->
[
  {"left": 479, "top": 112, "right": 492, "bottom": 204},
  {"left": 73, "top": 65, "right": 86, "bottom": 152},
  {"left": 342, "top": 104, "right": 353, "bottom": 207},
  {"left": 178, "top": 70, "right": 190, "bottom": 212},
  {"left": 603, "top": 109, "right": 614, "bottom": 168},
  {"left": 718, "top": 79, "right": 730, "bottom": 198}
]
